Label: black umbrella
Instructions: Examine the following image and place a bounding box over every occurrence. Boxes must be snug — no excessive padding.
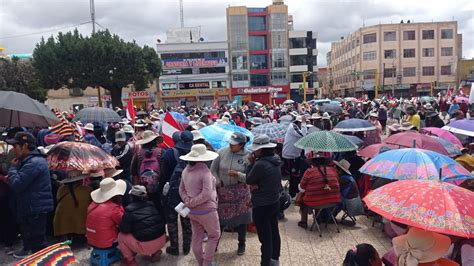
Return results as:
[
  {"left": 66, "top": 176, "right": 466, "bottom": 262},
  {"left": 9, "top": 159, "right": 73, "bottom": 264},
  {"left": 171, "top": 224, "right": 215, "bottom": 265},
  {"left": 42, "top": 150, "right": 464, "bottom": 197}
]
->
[
  {"left": 0, "top": 91, "right": 59, "bottom": 127},
  {"left": 318, "top": 104, "right": 343, "bottom": 114},
  {"left": 73, "top": 107, "right": 121, "bottom": 124}
]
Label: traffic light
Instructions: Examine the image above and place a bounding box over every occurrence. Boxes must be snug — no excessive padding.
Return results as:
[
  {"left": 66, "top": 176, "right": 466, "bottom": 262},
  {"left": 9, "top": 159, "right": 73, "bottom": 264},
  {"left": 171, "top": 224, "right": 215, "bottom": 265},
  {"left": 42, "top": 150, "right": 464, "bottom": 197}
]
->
[{"left": 299, "top": 84, "right": 303, "bottom": 94}]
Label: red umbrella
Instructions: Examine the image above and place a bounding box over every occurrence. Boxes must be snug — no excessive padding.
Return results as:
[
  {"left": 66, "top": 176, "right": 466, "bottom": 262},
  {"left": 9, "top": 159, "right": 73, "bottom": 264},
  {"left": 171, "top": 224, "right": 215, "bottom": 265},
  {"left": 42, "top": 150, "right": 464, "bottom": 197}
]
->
[
  {"left": 364, "top": 180, "right": 474, "bottom": 238},
  {"left": 358, "top": 143, "right": 398, "bottom": 158},
  {"left": 383, "top": 131, "right": 449, "bottom": 155},
  {"left": 420, "top": 127, "right": 463, "bottom": 148}
]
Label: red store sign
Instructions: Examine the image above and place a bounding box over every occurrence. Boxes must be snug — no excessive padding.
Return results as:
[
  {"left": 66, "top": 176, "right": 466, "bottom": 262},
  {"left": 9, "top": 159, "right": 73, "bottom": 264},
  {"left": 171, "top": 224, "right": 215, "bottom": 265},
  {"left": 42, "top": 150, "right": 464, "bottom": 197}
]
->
[
  {"left": 128, "top": 91, "right": 150, "bottom": 99},
  {"left": 231, "top": 86, "right": 289, "bottom": 95}
]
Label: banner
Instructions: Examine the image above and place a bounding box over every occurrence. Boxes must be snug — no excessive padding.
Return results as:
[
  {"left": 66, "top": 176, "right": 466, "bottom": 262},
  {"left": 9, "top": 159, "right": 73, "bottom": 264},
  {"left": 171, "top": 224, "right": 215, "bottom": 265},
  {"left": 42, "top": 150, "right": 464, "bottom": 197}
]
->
[{"left": 162, "top": 58, "right": 227, "bottom": 69}]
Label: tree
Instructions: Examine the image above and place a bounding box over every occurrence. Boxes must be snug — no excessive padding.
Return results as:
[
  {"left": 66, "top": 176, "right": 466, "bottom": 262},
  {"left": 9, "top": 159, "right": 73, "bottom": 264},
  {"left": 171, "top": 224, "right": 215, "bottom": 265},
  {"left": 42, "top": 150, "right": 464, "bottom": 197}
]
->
[
  {"left": 0, "top": 57, "right": 48, "bottom": 102},
  {"left": 33, "top": 29, "right": 161, "bottom": 108}
]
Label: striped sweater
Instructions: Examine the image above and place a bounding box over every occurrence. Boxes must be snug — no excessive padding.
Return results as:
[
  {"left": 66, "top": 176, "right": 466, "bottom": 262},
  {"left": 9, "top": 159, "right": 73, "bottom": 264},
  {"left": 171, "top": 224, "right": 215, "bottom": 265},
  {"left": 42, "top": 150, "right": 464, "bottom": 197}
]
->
[{"left": 299, "top": 166, "right": 341, "bottom": 207}]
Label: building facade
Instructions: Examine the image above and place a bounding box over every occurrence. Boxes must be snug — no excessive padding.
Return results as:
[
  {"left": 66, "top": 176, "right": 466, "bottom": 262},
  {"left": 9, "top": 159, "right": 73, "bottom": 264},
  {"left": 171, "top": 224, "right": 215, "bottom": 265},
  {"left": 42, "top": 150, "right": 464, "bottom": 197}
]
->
[
  {"left": 156, "top": 40, "right": 230, "bottom": 107},
  {"left": 457, "top": 59, "right": 474, "bottom": 95},
  {"left": 226, "top": 0, "right": 290, "bottom": 105},
  {"left": 288, "top": 30, "right": 318, "bottom": 101},
  {"left": 328, "top": 21, "right": 461, "bottom": 98}
]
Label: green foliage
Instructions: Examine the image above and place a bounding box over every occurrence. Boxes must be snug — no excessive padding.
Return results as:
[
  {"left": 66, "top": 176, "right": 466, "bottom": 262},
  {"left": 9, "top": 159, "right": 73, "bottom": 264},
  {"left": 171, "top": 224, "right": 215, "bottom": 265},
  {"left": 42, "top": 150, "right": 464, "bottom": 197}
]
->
[
  {"left": 32, "top": 29, "right": 161, "bottom": 107},
  {"left": 0, "top": 57, "right": 47, "bottom": 102}
]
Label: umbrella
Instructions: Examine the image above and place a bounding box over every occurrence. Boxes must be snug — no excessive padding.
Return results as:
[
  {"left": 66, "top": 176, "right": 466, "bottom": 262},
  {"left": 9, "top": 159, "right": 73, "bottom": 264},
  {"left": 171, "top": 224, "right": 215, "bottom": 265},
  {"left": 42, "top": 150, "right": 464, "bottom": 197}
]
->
[
  {"left": 329, "top": 100, "right": 341, "bottom": 105},
  {"left": 357, "top": 143, "right": 397, "bottom": 158},
  {"left": 0, "top": 91, "right": 59, "bottom": 127},
  {"left": 363, "top": 180, "right": 474, "bottom": 238},
  {"left": 359, "top": 148, "right": 471, "bottom": 181},
  {"left": 73, "top": 107, "right": 121, "bottom": 124},
  {"left": 318, "top": 104, "right": 343, "bottom": 114},
  {"left": 278, "top": 115, "right": 293, "bottom": 124},
  {"left": 333, "top": 97, "right": 344, "bottom": 102},
  {"left": 199, "top": 124, "right": 254, "bottom": 150},
  {"left": 455, "top": 96, "right": 469, "bottom": 104},
  {"left": 383, "top": 131, "right": 449, "bottom": 155},
  {"left": 294, "top": 131, "right": 358, "bottom": 152},
  {"left": 307, "top": 125, "right": 321, "bottom": 134},
  {"left": 420, "top": 96, "right": 435, "bottom": 103},
  {"left": 169, "top": 111, "right": 189, "bottom": 128},
  {"left": 344, "top": 135, "right": 364, "bottom": 147},
  {"left": 252, "top": 123, "right": 288, "bottom": 143},
  {"left": 310, "top": 99, "right": 331, "bottom": 105},
  {"left": 333, "top": 118, "right": 376, "bottom": 132},
  {"left": 248, "top": 101, "right": 263, "bottom": 107},
  {"left": 430, "top": 136, "right": 461, "bottom": 157},
  {"left": 443, "top": 119, "right": 474, "bottom": 137},
  {"left": 283, "top": 99, "right": 295, "bottom": 105},
  {"left": 247, "top": 117, "right": 266, "bottom": 125},
  {"left": 47, "top": 141, "right": 118, "bottom": 173},
  {"left": 420, "top": 127, "right": 463, "bottom": 148},
  {"left": 344, "top": 97, "right": 356, "bottom": 102}
]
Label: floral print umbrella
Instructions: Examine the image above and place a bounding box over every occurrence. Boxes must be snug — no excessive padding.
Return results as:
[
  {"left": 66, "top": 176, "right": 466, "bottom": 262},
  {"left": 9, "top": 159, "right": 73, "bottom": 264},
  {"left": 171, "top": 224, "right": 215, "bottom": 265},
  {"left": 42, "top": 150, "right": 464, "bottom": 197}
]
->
[
  {"left": 363, "top": 180, "right": 474, "bottom": 238},
  {"left": 359, "top": 148, "right": 471, "bottom": 181},
  {"left": 47, "top": 141, "right": 118, "bottom": 174}
]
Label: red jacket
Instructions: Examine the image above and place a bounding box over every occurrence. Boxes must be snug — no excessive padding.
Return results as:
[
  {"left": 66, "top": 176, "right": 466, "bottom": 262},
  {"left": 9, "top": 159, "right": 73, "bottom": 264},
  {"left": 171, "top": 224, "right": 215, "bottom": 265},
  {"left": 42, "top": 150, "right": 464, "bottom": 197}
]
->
[
  {"left": 86, "top": 201, "right": 124, "bottom": 248},
  {"left": 300, "top": 166, "right": 341, "bottom": 207}
]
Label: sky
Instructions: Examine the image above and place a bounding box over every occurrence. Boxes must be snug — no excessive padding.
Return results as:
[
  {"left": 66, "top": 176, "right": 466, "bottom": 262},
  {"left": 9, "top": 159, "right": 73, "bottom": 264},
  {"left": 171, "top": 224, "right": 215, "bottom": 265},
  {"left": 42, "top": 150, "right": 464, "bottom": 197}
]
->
[{"left": 0, "top": 0, "right": 473, "bottom": 66}]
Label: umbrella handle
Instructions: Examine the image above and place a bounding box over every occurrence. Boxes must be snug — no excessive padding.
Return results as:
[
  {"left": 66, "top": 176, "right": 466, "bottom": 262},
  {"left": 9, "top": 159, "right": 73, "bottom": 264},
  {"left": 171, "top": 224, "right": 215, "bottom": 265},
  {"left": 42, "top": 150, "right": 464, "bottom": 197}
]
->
[
  {"left": 439, "top": 168, "right": 442, "bottom": 181},
  {"left": 412, "top": 139, "right": 416, "bottom": 148}
]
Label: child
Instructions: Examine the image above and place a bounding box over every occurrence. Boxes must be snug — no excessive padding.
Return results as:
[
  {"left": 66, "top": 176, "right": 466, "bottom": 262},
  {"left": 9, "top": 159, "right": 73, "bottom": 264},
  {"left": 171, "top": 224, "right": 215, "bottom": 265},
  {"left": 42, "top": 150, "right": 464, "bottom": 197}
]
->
[{"left": 343, "top": 243, "right": 382, "bottom": 266}]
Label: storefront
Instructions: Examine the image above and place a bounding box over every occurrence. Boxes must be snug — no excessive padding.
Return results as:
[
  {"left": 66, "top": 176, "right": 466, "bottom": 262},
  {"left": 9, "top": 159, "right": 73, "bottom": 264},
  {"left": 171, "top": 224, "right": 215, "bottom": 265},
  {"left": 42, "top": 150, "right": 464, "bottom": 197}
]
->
[
  {"left": 122, "top": 91, "right": 155, "bottom": 109},
  {"left": 231, "top": 86, "right": 290, "bottom": 105},
  {"left": 161, "top": 88, "right": 231, "bottom": 107}
]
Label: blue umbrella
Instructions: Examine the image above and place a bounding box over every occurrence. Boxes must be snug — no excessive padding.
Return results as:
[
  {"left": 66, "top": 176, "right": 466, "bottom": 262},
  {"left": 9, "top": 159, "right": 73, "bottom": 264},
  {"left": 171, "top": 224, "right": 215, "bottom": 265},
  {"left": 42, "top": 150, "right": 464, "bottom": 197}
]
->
[
  {"left": 329, "top": 100, "right": 341, "bottom": 105},
  {"left": 333, "top": 118, "right": 376, "bottom": 132},
  {"left": 430, "top": 136, "right": 461, "bottom": 157},
  {"left": 200, "top": 124, "right": 254, "bottom": 150},
  {"left": 343, "top": 135, "right": 364, "bottom": 147},
  {"left": 310, "top": 99, "right": 331, "bottom": 105}
]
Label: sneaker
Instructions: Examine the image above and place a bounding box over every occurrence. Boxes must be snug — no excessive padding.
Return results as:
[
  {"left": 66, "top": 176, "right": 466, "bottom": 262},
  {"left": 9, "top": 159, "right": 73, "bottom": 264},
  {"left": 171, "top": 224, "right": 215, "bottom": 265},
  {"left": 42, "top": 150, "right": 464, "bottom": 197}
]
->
[
  {"left": 237, "top": 244, "right": 245, "bottom": 256},
  {"left": 13, "top": 249, "right": 31, "bottom": 259},
  {"left": 165, "top": 246, "right": 179, "bottom": 256}
]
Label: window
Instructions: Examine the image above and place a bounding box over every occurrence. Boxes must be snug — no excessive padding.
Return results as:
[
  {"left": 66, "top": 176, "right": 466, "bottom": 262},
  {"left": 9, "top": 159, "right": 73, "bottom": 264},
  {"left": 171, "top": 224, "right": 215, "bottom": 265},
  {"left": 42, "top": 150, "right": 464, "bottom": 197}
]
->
[
  {"left": 250, "top": 74, "right": 268, "bottom": 86},
  {"left": 384, "top": 68, "right": 396, "bottom": 78},
  {"left": 403, "top": 67, "right": 416, "bottom": 77},
  {"left": 248, "top": 16, "right": 266, "bottom": 31},
  {"left": 199, "top": 67, "right": 226, "bottom": 74},
  {"left": 232, "top": 54, "right": 248, "bottom": 70},
  {"left": 269, "top": 13, "right": 286, "bottom": 31},
  {"left": 363, "top": 69, "right": 375, "bottom": 79},
  {"left": 403, "top": 48, "right": 416, "bottom": 58},
  {"left": 384, "top": 49, "right": 396, "bottom": 59},
  {"left": 211, "top": 81, "right": 227, "bottom": 88},
  {"left": 384, "top": 31, "right": 396, "bottom": 41},
  {"left": 441, "top": 65, "right": 452, "bottom": 75},
  {"left": 441, "top": 29, "right": 453, "bottom": 39},
  {"left": 441, "top": 47, "right": 453, "bottom": 56},
  {"left": 291, "top": 74, "right": 303, "bottom": 83},
  {"left": 229, "top": 15, "right": 248, "bottom": 50},
  {"left": 270, "top": 71, "right": 287, "bottom": 85},
  {"left": 289, "top": 37, "right": 305, "bottom": 49},
  {"left": 271, "top": 32, "right": 287, "bottom": 48},
  {"left": 271, "top": 51, "right": 286, "bottom": 68},
  {"left": 422, "top": 48, "right": 434, "bottom": 57},
  {"left": 250, "top": 55, "right": 268, "bottom": 69},
  {"left": 249, "top": 36, "right": 266, "bottom": 50},
  {"left": 403, "top": 30, "right": 416, "bottom": 40},
  {"left": 363, "top": 51, "right": 376, "bottom": 61},
  {"left": 232, "top": 73, "right": 248, "bottom": 81},
  {"left": 69, "top": 87, "right": 84, "bottom": 96},
  {"left": 363, "top": 33, "right": 377, "bottom": 44},
  {"left": 422, "top": 66, "right": 435, "bottom": 76},
  {"left": 290, "top": 55, "right": 307, "bottom": 66},
  {"left": 422, "top": 30, "right": 434, "bottom": 40}
]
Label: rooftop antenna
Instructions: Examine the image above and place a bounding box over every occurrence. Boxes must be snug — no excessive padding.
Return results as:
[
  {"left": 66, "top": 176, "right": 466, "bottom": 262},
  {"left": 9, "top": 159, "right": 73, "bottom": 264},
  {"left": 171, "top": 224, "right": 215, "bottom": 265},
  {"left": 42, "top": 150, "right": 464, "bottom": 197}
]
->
[{"left": 180, "top": 0, "right": 184, "bottom": 28}]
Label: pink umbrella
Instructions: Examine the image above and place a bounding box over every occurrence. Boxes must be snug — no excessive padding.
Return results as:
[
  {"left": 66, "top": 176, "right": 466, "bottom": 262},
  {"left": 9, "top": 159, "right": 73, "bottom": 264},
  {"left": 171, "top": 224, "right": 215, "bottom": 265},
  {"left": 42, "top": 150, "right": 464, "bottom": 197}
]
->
[
  {"left": 383, "top": 131, "right": 449, "bottom": 155},
  {"left": 420, "top": 127, "right": 463, "bottom": 148},
  {"left": 455, "top": 96, "right": 469, "bottom": 104},
  {"left": 358, "top": 143, "right": 398, "bottom": 158}
]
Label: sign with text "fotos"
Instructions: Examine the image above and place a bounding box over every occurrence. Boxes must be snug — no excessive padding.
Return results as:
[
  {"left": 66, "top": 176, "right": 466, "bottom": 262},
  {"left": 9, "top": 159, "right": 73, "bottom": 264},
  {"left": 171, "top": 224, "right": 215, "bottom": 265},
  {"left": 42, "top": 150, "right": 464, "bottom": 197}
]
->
[{"left": 162, "top": 58, "right": 227, "bottom": 69}]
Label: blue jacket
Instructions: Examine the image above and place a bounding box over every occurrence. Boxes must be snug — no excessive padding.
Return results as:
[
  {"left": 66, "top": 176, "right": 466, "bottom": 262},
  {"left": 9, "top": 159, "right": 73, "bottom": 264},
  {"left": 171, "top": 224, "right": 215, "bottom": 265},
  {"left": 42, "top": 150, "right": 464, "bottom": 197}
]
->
[{"left": 8, "top": 149, "right": 53, "bottom": 218}]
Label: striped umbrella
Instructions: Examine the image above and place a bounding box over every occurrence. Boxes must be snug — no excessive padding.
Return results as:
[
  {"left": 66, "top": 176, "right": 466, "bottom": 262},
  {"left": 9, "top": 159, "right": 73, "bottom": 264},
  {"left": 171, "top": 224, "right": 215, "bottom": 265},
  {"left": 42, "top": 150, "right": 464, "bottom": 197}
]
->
[
  {"left": 333, "top": 118, "right": 376, "bottom": 132},
  {"left": 294, "top": 131, "right": 358, "bottom": 152},
  {"left": 251, "top": 123, "right": 288, "bottom": 143},
  {"left": 73, "top": 107, "right": 121, "bottom": 124}
]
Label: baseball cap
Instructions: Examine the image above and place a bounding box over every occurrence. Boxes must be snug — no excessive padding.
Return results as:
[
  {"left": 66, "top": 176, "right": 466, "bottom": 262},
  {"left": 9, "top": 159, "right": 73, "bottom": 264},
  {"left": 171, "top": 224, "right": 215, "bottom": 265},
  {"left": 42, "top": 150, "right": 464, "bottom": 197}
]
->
[
  {"left": 6, "top": 132, "right": 37, "bottom": 146},
  {"left": 115, "top": 131, "right": 126, "bottom": 142},
  {"left": 227, "top": 132, "right": 247, "bottom": 145}
]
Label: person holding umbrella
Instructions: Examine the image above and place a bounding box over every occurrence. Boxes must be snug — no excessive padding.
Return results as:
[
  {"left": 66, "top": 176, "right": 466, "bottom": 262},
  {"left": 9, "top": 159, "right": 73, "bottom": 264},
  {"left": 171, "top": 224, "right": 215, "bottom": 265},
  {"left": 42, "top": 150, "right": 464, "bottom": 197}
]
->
[{"left": 83, "top": 123, "right": 102, "bottom": 148}]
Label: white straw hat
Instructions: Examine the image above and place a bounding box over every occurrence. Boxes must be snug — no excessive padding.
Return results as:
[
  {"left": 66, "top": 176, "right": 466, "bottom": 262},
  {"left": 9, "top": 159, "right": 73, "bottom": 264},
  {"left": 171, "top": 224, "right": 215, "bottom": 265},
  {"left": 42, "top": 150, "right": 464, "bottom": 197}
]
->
[
  {"left": 179, "top": 144, "right": 219, "bottom": 162},
  {"left": 191, "top": 130, "right": 205, "bottom": 141},
  {"left": 135, "top": 130, "right": 159, "bottom": 145},
  {"left": 84, "top": 123, "right": 95, "bottom": 131},
  {"left": 333, "top": 159, "right": 351, "bottom": 175},
  {"left": 90, "top": 178, "right": 127, "bottom": 203},
  {"left": 122, "top": 125, "right": 135, "bottom": 134}
]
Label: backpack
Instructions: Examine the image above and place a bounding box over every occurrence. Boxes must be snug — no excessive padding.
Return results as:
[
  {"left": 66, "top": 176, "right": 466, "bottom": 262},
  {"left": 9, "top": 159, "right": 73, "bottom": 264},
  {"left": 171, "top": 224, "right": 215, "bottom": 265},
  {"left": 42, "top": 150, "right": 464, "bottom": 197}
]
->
[
  {"left": 139, "top": 148, "right": 161, "bottom": 194},
  {"left": 166, "top": 148, "right": 187, "bottom": 209}
]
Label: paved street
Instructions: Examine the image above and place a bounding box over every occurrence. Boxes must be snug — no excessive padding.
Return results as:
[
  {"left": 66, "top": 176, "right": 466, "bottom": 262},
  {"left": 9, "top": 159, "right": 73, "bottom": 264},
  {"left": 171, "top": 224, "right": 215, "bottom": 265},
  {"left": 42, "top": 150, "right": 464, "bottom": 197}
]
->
[{"left": 0, "top": 204, "right": 391, "bottom": 265}]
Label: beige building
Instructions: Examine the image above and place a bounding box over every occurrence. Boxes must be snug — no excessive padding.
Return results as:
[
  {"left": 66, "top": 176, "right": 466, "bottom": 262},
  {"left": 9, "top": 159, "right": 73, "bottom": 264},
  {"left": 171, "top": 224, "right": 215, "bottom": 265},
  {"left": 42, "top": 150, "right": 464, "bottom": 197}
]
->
[{"left": 328, "top": 21, "right": 461, "bottom": 97}]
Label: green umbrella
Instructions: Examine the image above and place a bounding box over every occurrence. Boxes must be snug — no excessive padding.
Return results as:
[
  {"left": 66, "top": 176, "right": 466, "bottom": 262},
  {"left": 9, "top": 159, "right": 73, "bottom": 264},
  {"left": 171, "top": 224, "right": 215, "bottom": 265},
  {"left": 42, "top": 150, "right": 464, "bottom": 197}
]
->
[{"left": 294, "top": 131, "right": 358, "bottom": 152}]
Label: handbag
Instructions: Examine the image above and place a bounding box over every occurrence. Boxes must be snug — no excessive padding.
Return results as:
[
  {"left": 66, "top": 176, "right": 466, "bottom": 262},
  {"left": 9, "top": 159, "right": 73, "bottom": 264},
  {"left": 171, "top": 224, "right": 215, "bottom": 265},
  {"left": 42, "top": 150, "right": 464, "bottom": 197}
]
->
[{"left": 294, "top": 192, "right": 304, "bottom": 207}]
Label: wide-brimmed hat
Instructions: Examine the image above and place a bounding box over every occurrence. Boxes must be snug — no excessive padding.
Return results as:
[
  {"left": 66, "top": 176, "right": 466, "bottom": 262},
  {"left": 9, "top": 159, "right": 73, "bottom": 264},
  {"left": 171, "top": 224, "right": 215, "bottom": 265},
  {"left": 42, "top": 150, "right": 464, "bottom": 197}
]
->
[
  {"left": 61, "top": 170, "right": 86, "bottom": 184},
  {"left": 90, "top": 178, "right": 127, "bottom": 203},
  {"left": 175, "top": 131, "right": 193, "bottom": 150},
  {"left": 84, "top": 123, "right": 95, "bottom": 131},
  {"left": 195, "top": 122, "right": 207, "bottom": 130},
  {"left": 227, "top": 132, "right": 247, "bottom": 145},
  {"left": 393, "top": 227, "right": 451, "bottom": 265},
  {"left": 180, "top": 144, "right": 219, "bottom": 161},
  {"left": 322, "top": 112, "right": 330, "bottom": 120},
  {"left": 189, "top": 121, "right": 198, "bottom": 130},
  {"left": 135, "top": 130, "right": 159, "bottom": 145},
  {"left": 122, "top": 125, "right": 134, "bottom": 134},
  {"left": 191, "top": 130, "right": 205, "bottom": 141},
  {"left": 333, "top": 159, "right": 351, "bottom": 175},
  {"left": 129, "top": 185, "right": 147, "bottom": 197},
  {"left": 295, "top": 116, "right": 303, "bottom": 122},
  {"left": 104, "top": 168, "right": 124, "bottom": 179},
  {"left": 310, "top": 113, "right": 322, "bottom": 120},
  {"left": 150, "top": 113, "right": 160, "bottom": 120},
  {"left": 119, "top": 118, "right": 130, "bottom": 124},
  {"left": 248, "top": 134, "right": 277, "bottom": 151}
]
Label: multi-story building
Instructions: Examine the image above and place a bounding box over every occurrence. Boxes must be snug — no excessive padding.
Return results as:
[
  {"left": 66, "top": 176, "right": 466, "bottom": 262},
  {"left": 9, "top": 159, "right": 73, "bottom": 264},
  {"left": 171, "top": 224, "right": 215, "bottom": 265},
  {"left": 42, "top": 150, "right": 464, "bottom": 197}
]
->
[
  {"left": 156, "top": 27, "right": 230, "bottom": 107},
  {"left": 328, "top": 21, "right": 461, "bottom": 98},
  {"left": 318, "top": 67, "right": 329, "bottom": 98},
  {"left": 288, "top": 30, "right": 317, "bottom": 101},
  {"left": 457, "top": 59, "right": 474, "bottom": 96},
  {"left": 226, "top": 0, "right": 290, "bottom": 105}
]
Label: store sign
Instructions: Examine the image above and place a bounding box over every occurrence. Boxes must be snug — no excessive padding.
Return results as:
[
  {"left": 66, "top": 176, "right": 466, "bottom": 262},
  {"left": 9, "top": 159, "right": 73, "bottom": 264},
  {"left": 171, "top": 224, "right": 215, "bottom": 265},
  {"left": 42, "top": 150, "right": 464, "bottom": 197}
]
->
[
  {"left": 232, "top": 86, "right": 289, "bottom": 95},
  {"left": 162, "top": 88, "right": 230, "bottom": 98},
  {"left": 162, "top": 58, "right": 227, "bottom": 69},
  {"left": 179, "top": 82, "right": 210, "bottom": 89},
  {"left": 128, "top": 91, "right": 150, "bottom": 99}
]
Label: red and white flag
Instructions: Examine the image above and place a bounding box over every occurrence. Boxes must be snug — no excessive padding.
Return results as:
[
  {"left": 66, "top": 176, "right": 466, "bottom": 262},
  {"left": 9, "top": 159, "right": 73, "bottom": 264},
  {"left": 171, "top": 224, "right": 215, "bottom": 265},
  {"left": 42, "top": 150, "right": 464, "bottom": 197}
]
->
[
  {"left": 447, "top": 86, "right": 452, "bottom": 97},
  {"left": 126, "top": 97, "right": 136, "bottom": 124},
  {"left": 459, "top": 85, "right": 465, "bottom": 96},
  {"left": 162, "top": 112, "right": 183, "bottom": 147},
  {"left": 213, "top": 98, "right": 218, "bottom": 108}
]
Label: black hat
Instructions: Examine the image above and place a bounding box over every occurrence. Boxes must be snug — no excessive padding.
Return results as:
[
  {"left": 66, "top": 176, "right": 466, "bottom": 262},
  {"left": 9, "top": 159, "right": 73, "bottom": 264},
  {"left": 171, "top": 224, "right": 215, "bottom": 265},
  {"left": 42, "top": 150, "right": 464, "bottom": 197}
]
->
[{"left": 6, "top": 132, "right": 36, "bottom": 146}]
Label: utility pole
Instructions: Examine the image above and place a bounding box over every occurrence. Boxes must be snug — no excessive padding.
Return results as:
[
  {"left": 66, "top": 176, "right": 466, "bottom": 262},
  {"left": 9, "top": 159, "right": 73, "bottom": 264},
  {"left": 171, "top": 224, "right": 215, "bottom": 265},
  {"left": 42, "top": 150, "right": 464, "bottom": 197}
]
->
[
  {"left": 375, "top": 68, "right": 379, "bottom": 98},
  {"left": 381, "top": 63, "right": 385, "bottom": 98},
  {"left": 302, "top": 71, "right": 311, "bottom": 102},
  {"left": 180, "top": 0, "right": 184, "bottom": 28},
  {"left": 90, "top": 0, "right": 102, "bottom": 107}
]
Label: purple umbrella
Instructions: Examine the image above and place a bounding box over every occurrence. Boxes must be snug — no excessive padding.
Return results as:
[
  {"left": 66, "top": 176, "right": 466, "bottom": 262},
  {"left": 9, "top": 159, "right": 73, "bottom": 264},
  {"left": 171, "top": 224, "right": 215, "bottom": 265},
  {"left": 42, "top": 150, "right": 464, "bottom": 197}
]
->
[{"left": 443, "top": 119, "right": 474, "bottom": 137}]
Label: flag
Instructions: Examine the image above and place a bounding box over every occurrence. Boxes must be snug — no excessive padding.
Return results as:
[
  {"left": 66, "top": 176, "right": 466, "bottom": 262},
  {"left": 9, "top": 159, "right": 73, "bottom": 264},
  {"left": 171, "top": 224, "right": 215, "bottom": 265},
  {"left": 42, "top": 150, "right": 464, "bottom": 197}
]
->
[
  {"left": 213, "top": 98, "right": 218, "bottom": 108},
  {"left": 162, "top": 112, "right": 183, "bottom": 147},
  {"left": 14, "top": 241, "right": 77, "bottom": 266},
  {"left": 459, "top": 86, "right": 465, "bottom": 96},
  {"left": 126, "top": 96, "right": 136, "bottom": 124},
  {"left": 447, "top": 85, "right": 452, "bottom": 97}
]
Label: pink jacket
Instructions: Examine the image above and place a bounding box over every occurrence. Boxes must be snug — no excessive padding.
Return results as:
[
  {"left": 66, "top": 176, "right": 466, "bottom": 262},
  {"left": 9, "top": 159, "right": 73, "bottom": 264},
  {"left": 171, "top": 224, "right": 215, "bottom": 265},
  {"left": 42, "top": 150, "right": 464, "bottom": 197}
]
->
[{"left": 179, "top": 162, "right": 218, "bottom": 211}]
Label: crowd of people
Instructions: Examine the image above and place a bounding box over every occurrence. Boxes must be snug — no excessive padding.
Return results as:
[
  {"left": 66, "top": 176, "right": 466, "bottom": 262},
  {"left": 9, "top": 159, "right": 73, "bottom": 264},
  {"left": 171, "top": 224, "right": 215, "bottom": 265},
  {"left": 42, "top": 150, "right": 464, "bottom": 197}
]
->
[{"left": 0, "top": 94, "right": 472, "bottom": 266}]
